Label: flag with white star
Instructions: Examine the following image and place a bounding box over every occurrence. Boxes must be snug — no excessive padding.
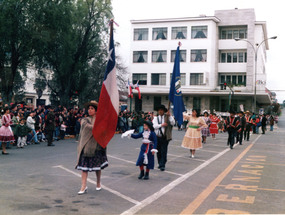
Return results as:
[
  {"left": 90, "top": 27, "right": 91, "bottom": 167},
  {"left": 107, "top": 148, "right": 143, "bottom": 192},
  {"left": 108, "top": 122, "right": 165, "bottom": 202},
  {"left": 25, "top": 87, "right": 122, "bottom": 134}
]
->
[{"left": 93, "top": 20, "right": 119, "bottom": 148}]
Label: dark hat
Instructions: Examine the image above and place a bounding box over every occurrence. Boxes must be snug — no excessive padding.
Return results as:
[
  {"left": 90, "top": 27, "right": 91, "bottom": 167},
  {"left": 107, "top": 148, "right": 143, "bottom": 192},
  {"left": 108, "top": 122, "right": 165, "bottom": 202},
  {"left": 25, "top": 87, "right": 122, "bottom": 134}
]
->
[
  {"left": 238, "top": 111, "right": 244, "bottom": 115},
  {"left": 84, "top": 100, "right": 98, "bottom": 109},
  {"left": 155, "top": 104, "right": 167, "bottom": 112},
  {"left": 143, "top": 120, "right": 154, "bottom": 132}
]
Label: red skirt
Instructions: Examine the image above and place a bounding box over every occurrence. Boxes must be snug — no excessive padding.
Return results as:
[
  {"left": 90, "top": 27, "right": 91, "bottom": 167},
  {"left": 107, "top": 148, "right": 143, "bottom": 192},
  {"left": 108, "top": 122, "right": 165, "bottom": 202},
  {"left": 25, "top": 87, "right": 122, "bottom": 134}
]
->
[{"left": 209, "top": 123, "right": 218, "bottom": 134}]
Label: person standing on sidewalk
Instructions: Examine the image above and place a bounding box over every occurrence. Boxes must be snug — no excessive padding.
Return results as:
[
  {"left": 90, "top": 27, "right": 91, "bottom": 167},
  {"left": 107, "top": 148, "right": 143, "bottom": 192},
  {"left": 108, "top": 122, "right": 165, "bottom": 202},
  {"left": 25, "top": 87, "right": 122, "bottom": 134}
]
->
[
  {"left": 269, "top": 115, "right": 275, "bottom": 131},
  {"left": 26, "top": 111, "right": 40, "bottom": 144},
  {"left": 152, "top": 105, "right": 175, "bottom": 171},
  {"left": 45, "top": 106, "right": 55, "bottom": 146},
  {"left": 0, "top": 108, "right": 15, "bottom": 155},
  {"left": 261, "top": 114, "right": 267, "bottom": 134}
]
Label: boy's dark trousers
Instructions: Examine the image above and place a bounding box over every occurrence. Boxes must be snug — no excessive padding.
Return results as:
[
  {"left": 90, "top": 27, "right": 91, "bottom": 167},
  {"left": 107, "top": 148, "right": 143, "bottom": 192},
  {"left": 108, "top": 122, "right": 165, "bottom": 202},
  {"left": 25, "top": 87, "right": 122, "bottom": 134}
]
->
[
  {"left": 156, "top": 136, "right": 169, "bottom": 170},
  {"left": 227, "top": 130, "right": 235, "bottom": 149},
  {"left": 46, "top": 129, "right": 54, "bottom": 146},
  {"left": 237, "top": 129, "right": 244, "bottom": 145},
  {"left": 244, "top": 124, "right": 251, "bottom": 141}
]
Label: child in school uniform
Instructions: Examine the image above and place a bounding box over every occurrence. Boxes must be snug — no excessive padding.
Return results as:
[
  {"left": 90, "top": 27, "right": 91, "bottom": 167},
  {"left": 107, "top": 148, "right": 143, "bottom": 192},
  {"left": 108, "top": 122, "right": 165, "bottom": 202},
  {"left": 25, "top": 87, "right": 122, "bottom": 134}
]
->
[{"left": 130, "top": 121, "right": 158, "bottom": 180}]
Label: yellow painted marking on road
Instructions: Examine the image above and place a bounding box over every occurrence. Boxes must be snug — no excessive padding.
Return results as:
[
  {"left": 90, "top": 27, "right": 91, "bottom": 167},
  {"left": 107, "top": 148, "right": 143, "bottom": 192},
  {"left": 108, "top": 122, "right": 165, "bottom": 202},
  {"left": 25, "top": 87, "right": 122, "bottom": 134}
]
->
[
  {"left": 220, "top": 184, "right": 258, "bottom": 191},
  {"left": 218, "top": 184, "right": 285, "bottom": 192},
  {"left": 241, "top": 161, "right": 285, "bottom": 166},
  {"left": 232, "top": 175, "right": 260, "bottom": 182},
  {"left": 216, "top": 194, "right": 255, "bottom": 204},
  {"left": 206, "top": 208, "right": 250, "bottom": 214},
  {"left": 238, "top": 169, "right": 263, "bottom": 175},
  {"left": 180, "top": 135, "right": 261, "bottom": 215}
]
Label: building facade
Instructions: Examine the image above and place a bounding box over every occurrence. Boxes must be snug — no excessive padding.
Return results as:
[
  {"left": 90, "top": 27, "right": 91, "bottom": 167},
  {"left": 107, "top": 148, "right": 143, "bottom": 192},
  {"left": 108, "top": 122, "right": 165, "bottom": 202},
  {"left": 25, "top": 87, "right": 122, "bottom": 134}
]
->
[{"left": 129, "top": 8, "right": 273, "bottom": 114}]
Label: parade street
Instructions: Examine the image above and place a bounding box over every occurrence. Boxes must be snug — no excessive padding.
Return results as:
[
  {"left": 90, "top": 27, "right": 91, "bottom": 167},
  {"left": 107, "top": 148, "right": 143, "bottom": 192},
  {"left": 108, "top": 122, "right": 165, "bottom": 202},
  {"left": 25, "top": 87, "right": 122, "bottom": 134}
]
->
[{"left": 0, "top": 113, "right": 285, "bottom": 215}]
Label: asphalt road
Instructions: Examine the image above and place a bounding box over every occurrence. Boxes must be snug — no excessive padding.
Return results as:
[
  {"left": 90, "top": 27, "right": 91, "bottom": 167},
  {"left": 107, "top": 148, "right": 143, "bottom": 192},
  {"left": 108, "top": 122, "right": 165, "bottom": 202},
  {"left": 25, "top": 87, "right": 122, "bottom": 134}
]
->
[{"left": 0, "top": 113, "right": 285, "bottom": 215}]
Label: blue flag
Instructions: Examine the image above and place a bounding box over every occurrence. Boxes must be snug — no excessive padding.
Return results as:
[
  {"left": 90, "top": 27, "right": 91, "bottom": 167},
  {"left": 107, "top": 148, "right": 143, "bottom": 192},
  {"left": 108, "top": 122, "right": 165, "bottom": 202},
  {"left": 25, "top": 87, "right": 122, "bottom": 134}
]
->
[{"left": 169, "top": 46, "right": 185, "bottom": 126}]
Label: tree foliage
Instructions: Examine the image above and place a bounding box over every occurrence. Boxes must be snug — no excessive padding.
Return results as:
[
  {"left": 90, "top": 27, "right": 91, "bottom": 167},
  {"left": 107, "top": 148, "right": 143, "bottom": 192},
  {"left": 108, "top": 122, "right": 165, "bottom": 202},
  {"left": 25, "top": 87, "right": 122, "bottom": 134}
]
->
[
  {"left": 0, "top": 0, "right": 127, "bottom": 107},
  {"left": 32, "top": 0, "right": 113, "bottom": 106},
  {"left": 0, "top": 0, "right": 34, "bottom": 103}
]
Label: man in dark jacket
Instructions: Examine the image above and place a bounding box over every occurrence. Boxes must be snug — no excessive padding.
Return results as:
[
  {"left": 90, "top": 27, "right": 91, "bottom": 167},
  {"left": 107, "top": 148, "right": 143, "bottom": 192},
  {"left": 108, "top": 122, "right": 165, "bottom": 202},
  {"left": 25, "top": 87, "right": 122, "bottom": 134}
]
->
[
  {"left": 237, "top": 111, "right": 246, "bottom": 145},
  {"left": 261, "top": 114, "right": 267, "bottom": 134},
  {"left": 225, "top": 110, "right": 240, "bottom": 149},
  {"left": 45, "top": 106, "right": 55, "bottom": 146}
]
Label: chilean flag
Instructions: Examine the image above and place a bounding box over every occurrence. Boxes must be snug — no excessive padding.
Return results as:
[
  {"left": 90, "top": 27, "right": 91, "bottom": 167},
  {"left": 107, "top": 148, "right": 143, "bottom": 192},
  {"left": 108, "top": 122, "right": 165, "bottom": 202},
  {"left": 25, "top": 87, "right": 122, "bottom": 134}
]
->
[
  {"left": 93, "top": 21, "right": 119, "bottom": 148},
  {"left": 134, "top": 81, "right": 141, "bottom": 99},
  {"left": 127, "top": 79, "right": 133, "bottom": 98}
]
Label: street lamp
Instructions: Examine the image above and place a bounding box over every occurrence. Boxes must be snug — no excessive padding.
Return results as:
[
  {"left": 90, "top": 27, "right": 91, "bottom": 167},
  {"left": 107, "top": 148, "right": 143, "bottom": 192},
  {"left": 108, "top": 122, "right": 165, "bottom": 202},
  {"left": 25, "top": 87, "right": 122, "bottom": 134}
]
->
[{"left": 235, "top": 36, "right": 277, "bottom": 113}]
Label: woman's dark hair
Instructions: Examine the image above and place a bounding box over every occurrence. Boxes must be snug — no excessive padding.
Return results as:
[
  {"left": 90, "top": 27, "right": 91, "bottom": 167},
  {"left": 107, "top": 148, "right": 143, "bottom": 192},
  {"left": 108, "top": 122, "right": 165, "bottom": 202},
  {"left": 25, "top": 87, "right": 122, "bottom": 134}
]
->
[
  {"left": 192, "top": 109, "right": 200, "bottom": 117},
  {"left": 88, "top": 105, "right": 97, "bottom": 111},
  {"left": 203, "top": 111, "right": 209, "bottom": 116},
  {"left": 3, "top": 107, "right": 9, "bottom": 113}
]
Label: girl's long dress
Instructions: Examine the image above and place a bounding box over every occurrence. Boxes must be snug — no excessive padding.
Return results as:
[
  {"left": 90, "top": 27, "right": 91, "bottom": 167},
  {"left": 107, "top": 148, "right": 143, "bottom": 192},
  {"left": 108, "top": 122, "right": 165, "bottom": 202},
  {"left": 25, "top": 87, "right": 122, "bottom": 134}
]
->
[
  {"left": 0, "top": 114, "right": 15, "bottom": 143},
  {"left": 182, "top": 116, "right": 207, "bottom": 150},
  {"left": 201, "top": 117, "right": 211, "bottom": 137},
  {"left": 209, "top": 116, "right": 220, "bottom": 134}
]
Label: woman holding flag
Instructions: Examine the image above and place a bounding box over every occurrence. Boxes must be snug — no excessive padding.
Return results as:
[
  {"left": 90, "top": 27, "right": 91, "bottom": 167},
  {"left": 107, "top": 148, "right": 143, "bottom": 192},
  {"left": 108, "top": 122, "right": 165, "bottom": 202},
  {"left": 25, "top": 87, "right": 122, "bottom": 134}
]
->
[{"left": 76, "top": 101, "right": 108, "bottom": 195}]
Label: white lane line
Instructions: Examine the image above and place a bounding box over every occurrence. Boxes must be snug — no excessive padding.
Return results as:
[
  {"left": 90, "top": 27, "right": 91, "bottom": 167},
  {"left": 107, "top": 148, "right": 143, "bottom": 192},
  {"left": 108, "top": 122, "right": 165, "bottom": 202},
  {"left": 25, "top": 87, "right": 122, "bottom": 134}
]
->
[
  {"left": 108, "top": 155, "right": 136, "bottom": 165},
  {"left": 168, "top": 154, "right": 206, "bottom": 163},
  {"left": 200, "top": 149, "right": 220, "bottom": 154},
  {"left": 53, "top": 165, "right": 140, "bottom": 205},
  {"left": 109, "top": 154, "right": 183, "bottom": 176},
  {"left": 208, "top": 144, "right": 228, "bottom": 148},
  {"left": 120, "top": 147, "right": 231, "bottom": 215}
]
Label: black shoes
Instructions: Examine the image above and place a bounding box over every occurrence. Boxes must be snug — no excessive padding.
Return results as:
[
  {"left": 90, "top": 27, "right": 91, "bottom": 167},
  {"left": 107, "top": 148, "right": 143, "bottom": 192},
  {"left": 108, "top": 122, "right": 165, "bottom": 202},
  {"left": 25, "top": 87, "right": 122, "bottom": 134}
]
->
[
  {"left": 2, "top": 151, "right": 9, "bottom": 155},
  {"left": 138, "top": 170, "right": 144, "bottom": 179},
  {"left": 47, "top": 144, "right": 55, "bottom": 146},
  {"left": 143, "top": 172, "right": 149, "bottom": 180}
]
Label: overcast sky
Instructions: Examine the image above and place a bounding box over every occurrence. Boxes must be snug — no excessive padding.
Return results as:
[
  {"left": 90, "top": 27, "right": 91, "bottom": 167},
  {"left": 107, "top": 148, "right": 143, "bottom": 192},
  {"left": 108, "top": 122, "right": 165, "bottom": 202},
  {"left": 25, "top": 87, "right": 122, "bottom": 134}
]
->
[{"left": 112, "top": 0, "right": 284, "bottom": 102}]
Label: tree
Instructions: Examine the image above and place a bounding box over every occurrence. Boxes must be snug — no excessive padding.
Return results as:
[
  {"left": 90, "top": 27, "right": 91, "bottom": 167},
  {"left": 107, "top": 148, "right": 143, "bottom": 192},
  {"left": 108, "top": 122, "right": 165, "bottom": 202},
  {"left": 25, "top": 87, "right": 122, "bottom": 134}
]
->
[
  {"left": 0, "top": 0, "right": 34, "bottom": 103},
  {"left": 32, "top": 0, "right": 113, "bottom": 107}
]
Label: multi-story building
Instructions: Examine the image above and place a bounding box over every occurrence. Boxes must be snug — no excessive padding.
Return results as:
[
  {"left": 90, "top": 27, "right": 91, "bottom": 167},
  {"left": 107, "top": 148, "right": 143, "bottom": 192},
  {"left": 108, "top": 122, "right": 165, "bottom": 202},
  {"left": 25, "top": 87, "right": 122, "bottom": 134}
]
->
[{"left": 129, "top": 8, "right": 274, "bottom": 114}]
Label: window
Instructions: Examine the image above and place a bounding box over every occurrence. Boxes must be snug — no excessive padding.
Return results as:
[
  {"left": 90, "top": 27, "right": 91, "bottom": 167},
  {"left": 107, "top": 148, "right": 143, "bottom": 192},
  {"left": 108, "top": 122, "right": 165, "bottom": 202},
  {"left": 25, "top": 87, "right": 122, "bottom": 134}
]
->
[
  {"left": 219, "top": 51, "right": 247, "bottom": 63},
  {"left": 172, "top": 27, "right": 187, "bottom": 39},
  {"left": 152, "top": 27, "right": 167, "bottom": 40},
  {"left": 170, "top": 73, "right": 186, "bottom": 85},
  {"left": 133, "top": 51, "right": 148, "bottom": 63},
  {"left": 191, "top": 26, "right": 207, "bottom": 38},
  {"left": 219, "top": 74, "right": 246, "bottom": 86},
  {"left": 134, "top": 28, "right": 148, "bottom": 41},
  {"left": 132, "top": 73, "right": 147, "bottom": 85},
  {"left": 191, "top": 49, "right": 207, "bottom": 62},
  {"left": 219, "top": 26, "right": 247, "bottom": 39},
  {"left": 151, "top": 73, "right": 166, "bottom": 85},
  {"left": 152, "top": 50, "right": 167, "bottom": 63},
  {"left": 171, "top": 50, "right": 186, "bottom": 62},
  {"left": 221, "top": 53, "right": 226, "bottom": 63},
  {"left": 190, "top": 73, "right": 204, "bottom": 85},
  {"left": 26, "top": 98, "right": 33, "bottom": 104}
]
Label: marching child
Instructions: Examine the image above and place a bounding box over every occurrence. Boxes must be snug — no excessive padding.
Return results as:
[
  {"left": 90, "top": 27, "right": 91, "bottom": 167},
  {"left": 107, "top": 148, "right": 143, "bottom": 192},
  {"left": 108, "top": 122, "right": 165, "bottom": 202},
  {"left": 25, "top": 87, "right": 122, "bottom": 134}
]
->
[
  {"left": 14, "top": 118, "right": 31, "bottom": 148},
  {"left": 123, "top": 121, "right": 157, "bottom": 180}
]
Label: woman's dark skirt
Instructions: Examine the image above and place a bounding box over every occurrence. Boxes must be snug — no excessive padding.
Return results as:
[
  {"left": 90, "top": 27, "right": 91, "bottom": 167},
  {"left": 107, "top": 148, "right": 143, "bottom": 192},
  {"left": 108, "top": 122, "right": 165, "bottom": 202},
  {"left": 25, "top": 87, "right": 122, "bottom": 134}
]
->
[{"left": 76, "top": 149, "right": 108, "bottom": 172}]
